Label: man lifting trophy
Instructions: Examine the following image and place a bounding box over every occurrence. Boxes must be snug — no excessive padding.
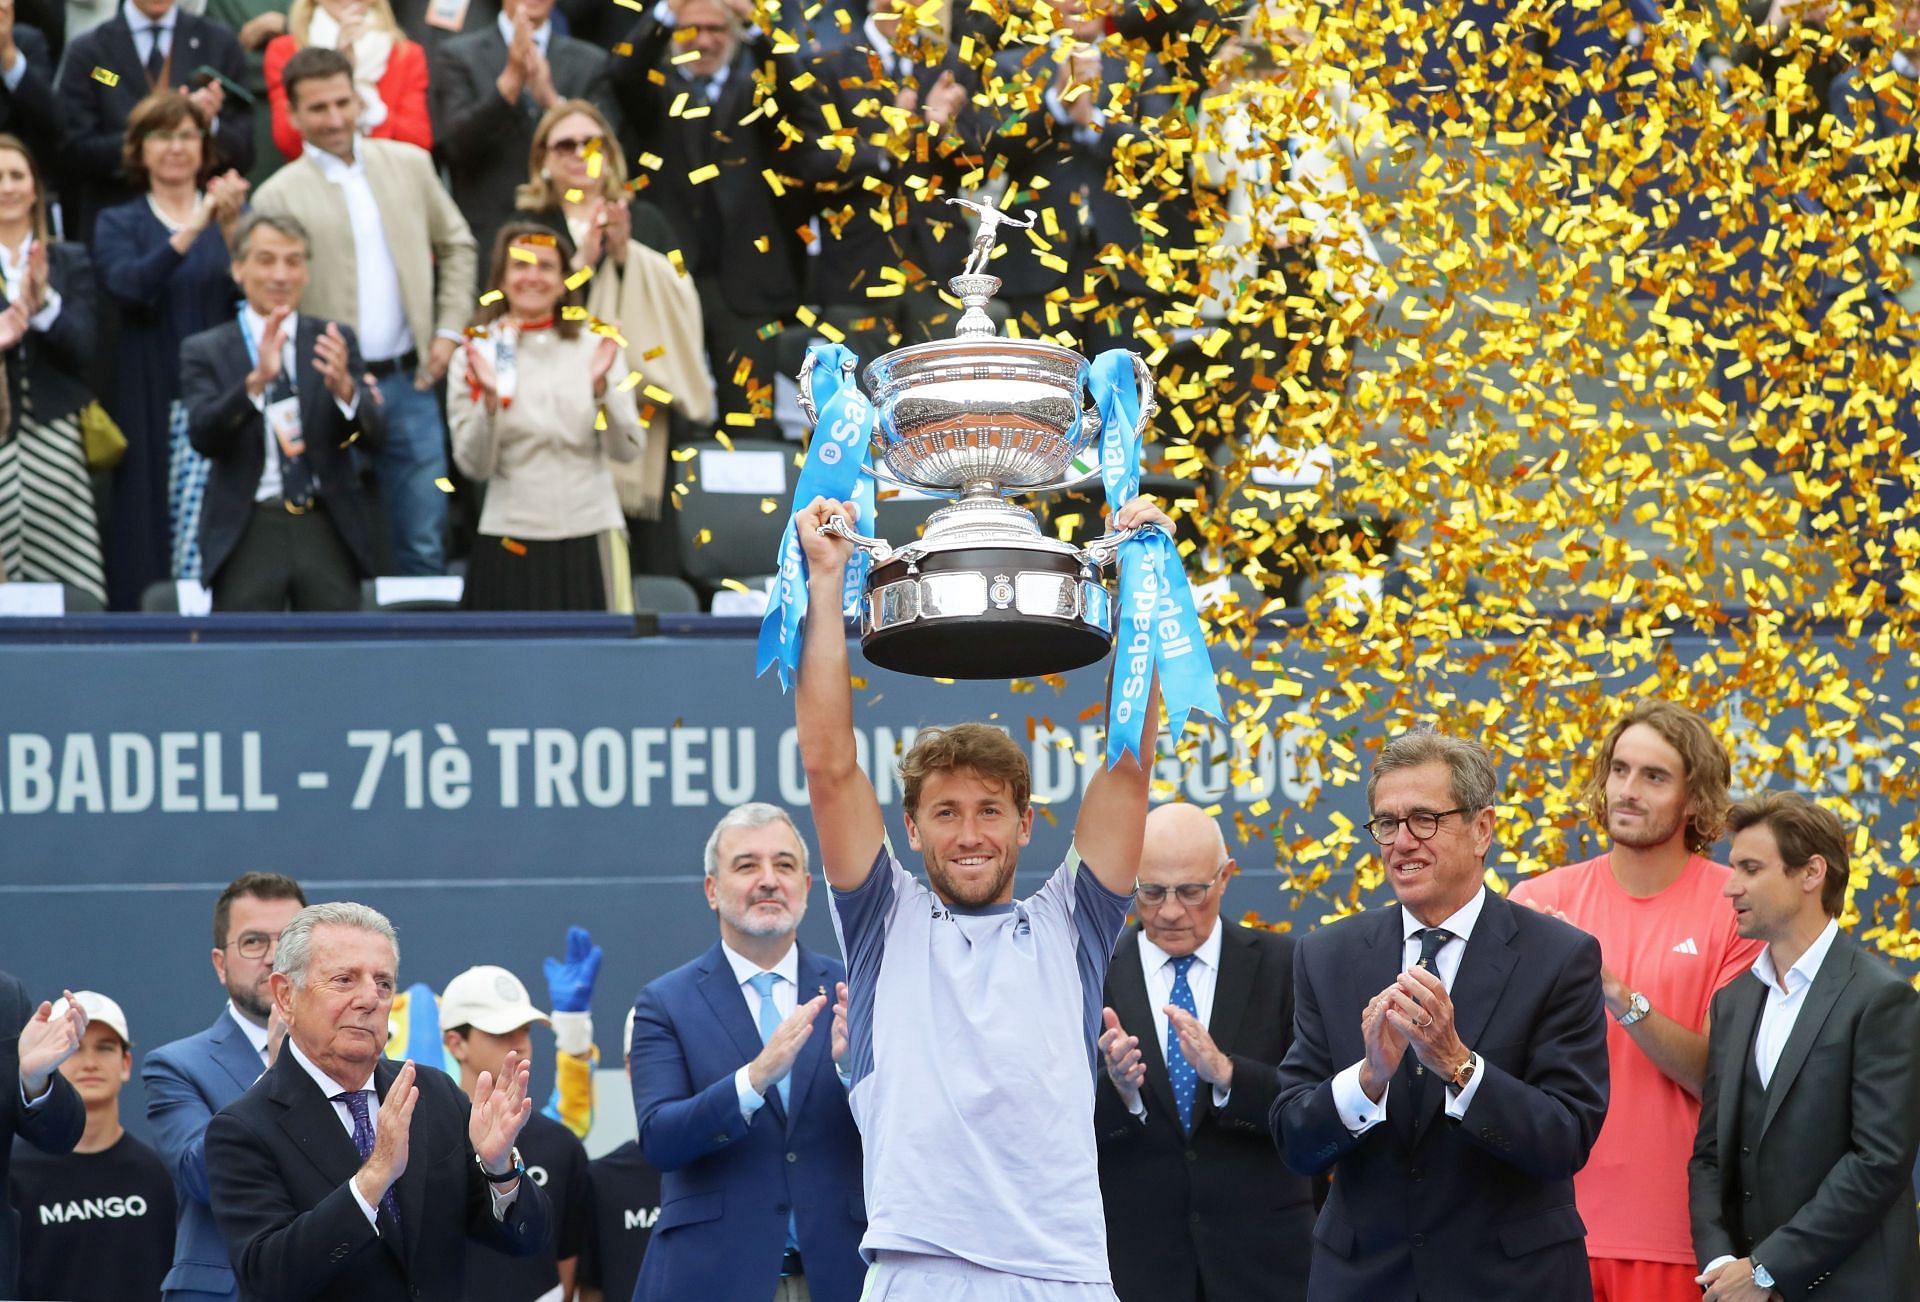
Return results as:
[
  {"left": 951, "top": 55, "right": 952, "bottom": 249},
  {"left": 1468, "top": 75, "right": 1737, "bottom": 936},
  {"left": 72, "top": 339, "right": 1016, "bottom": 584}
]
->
[{"left": 768, "top": 199, "right": 1223, "bottom": 1302}]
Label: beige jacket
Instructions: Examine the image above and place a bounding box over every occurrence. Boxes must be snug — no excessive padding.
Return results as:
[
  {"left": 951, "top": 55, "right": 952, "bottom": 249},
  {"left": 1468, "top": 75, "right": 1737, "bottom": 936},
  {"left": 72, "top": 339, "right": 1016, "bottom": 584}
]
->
[
  {"left": 579, "top": 238, "right": 714, "bottom": 521},
  {"left": 448, "top": 328, "right": 644, "bottom": 540},
  {"left": 252, "top": 138, "right": 478, "bottom": 375}
]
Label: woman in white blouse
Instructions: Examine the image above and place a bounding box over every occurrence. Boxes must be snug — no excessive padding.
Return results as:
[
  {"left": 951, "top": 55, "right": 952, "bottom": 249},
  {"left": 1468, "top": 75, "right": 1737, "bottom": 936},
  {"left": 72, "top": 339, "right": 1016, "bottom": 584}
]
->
[{"left": 450, "top": 221, "right": 645, "bottom": 612}]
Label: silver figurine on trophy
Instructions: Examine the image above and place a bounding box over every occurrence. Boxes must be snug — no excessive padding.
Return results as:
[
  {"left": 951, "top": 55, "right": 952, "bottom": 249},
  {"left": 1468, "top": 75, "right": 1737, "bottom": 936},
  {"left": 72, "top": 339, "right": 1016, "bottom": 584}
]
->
[{"left": 796, "top": 196, "right": 1158, "bottom": 681}]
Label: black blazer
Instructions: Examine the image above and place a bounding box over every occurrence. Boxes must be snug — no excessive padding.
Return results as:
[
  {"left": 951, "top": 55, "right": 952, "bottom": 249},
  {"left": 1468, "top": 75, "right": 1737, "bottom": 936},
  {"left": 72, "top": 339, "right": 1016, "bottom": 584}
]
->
[
  {"left": 610, "top": 16, "right": 820, "bottom": 319},
  {"left": 801, "top": 40, "right": 988, "bottom": 306},
  {"left": 53, "top": 11, "right": 253, "bottom": 242},
  {"left": 429, "top": 26, "right": 620, "bottom": 270},
  {"left": 2, "top": 240, "right": 96, "bottom": 429},
  {"left": 1096, "top": 923, "right": 1314, "bottom": 1302},
  {"left": 0, "top": 25, "right": 60, "bottom": 168},
  {"left": 180, "top": 314, "right": 384, "bottom": 582},
  {"left": 205, "top": 1049, "right": 551, "bottom": 1302},
  {"left": 1272, "top": 889, "right": 1610, "bottom": 1302},
  {"left": 0, "top": 970, "right": 86, "bottom": 1298},
  {"left": 1689, "top": 933, "right": 1920, "bottom": 1301}
]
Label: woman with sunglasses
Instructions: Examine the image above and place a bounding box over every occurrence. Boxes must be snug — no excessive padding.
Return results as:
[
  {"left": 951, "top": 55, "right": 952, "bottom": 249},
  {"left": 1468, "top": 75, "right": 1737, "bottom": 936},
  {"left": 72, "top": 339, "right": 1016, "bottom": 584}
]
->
[
  {"left": 516, "top": 100, "right": 711, "bottom": 565},
  {"left": 449, "top": 221, "right": 645, "bottom": 611}
]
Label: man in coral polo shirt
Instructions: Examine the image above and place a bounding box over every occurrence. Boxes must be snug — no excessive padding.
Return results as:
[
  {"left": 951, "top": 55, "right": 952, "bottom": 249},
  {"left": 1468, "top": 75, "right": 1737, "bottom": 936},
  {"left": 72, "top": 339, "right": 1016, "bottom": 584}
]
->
[{"left": 1510, "top": 700, "right": 1762, "bottom": 1302}]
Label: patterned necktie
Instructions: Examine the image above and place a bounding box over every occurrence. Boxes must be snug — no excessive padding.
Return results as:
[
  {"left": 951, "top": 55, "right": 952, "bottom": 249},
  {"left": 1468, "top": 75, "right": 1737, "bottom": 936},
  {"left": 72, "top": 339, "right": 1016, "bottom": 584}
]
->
[
  {"left": 1166, "top": 955, "right": 1200, "bottom": 1133},
  {"left": 335, "top": 1090, "right": 401, "bottom": 1230},
  {"left": 1406, "top": 927, "right": 1455, "bottom": 1108},
  {"left": 747, "top": 972, "right": 788, "bottom": 1108}
]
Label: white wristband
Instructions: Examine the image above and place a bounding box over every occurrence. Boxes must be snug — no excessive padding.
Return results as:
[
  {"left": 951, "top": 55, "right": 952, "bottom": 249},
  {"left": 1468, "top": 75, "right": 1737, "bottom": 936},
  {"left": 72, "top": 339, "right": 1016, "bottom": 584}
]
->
[{"left": 551, "top": 1009, "right": 593, "bottom": 1057}]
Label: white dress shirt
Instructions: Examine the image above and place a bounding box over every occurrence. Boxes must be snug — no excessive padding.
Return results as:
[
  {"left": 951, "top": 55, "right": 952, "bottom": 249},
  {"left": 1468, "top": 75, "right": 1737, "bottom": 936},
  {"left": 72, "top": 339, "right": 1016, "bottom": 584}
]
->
[
  {"left": 1751, "top": 917, "right": 1840, "bottom": 1088},
  {"left": 306, "top": 140, "right": 414, "bottom": 364},
  {"left": 226, "top": 1000, "right": 271, "bottom": 1068},
  {"left": 1332, "top": 887, "right": 1491, "bottom": 1132},
  {"left": 0, "top": 234, "right": 65, "bottom": 333},
  {"left": 1125, "top": 923, "right": 1231, "bottom": 1119},
  {"left": 285, "top": 1035, "right": 518, "bottom": 1230},
  {"left": 724, "top": 941, "right": 800, "bottom": 1120},
  {"left": 125, "top": 6, "right": 176, "bottom": 66}
]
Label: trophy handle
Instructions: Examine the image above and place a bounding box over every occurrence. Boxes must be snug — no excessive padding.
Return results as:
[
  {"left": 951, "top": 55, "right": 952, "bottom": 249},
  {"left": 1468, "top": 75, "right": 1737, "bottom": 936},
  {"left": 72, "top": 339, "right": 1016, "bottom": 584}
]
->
[
  {"left": 859, "top": 461, "right": 964, "bottom": 499},
  {"left": 1079, "top": 527, "right": 1139, "bottom": 568},
  {"left": 820, "top": 514, "right": 896, "bottom": 563},
  {"left": 796, "top": 349, "right": 860, "bottom": 428}
]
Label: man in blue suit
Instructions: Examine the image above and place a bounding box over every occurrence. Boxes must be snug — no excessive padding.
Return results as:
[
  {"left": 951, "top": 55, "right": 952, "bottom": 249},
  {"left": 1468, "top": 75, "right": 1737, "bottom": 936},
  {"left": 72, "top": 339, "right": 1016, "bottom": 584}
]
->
[
  {"left": 143, "top": 872, "right": 307, "bottom": 1302},
  {"left": 1274, "top": 727, "right": 1611, "bottom": 1301},
  {"left": 629, "top": 803, "right": 866, "bottom": 1302}
]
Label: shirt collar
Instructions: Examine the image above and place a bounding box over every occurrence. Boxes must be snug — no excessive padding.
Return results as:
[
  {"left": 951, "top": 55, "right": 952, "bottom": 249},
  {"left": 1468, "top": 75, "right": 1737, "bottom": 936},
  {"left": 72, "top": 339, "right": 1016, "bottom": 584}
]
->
[
  {"left": 1400, "top": 885, "right": 1488, "bottom": 947},
  {"left": 125, "top": 4, "right": 175, "bottom": 32},
  {"left": 720, "top": 939, "right": 800, "bottom": 990},
  {"left": 285, "top": 1032, "right": 377, "bottom": 1100},
  {"left": 496, "top": 11, "right": 551, "bottom": 53},
  {"left": 307, "top": 139, "right": 363, "bottom": 179},
  {"left": 226, "top": 1000, "right": 271, "bottom": 1056},
  {"left": 1751, "top": 916, "right": 1840, "bottom": 995},
  {"left": 1139, "top": 916, "right": 1224, "bottom": 976}
]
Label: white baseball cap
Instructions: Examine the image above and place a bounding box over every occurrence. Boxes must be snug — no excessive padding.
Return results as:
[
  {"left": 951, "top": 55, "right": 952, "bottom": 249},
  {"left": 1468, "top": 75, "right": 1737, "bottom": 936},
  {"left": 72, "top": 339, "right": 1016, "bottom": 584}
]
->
[
  {"left": 439, "top": 966, "right": 550, "bottom": 1035},
  {"left": 51, "top": 991, "right": 131, "bottom": 1048}
]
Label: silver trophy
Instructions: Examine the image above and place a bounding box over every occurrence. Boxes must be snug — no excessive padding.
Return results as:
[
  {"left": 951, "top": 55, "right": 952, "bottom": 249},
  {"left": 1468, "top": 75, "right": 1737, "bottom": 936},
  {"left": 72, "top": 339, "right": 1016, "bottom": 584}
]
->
[{"left": 799, "top": 197, "right": 1157, "bottom": 680}]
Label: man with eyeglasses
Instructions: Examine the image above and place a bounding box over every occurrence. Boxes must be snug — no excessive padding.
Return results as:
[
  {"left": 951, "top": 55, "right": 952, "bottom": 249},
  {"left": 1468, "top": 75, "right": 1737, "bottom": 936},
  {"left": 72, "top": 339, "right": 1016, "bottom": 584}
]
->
[
  {"left": 1273, "top": 727, "right": 1610, "bottom": 1301},
  {"left": 1092, "top": 802, "right": 1315, "bottom": 1302},
  {"left": 144, "top": 870, "right": 307, "bottom": 1302}
]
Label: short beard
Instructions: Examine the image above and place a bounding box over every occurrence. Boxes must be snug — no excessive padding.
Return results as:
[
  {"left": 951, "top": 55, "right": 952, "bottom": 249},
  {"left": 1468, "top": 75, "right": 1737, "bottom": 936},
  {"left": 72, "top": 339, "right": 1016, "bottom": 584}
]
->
[
  {"left": 228, "top": 980, "right": 274, "bottom": 1024},
  {"left": 926, "top": 855, "right": 1018, "bottom": 909},
  {"left": 720, "top": 898, "right": 801, "bottom": 940},
  {"left": 1608, "top": 806, "right": 1685, "bottom": 851}
]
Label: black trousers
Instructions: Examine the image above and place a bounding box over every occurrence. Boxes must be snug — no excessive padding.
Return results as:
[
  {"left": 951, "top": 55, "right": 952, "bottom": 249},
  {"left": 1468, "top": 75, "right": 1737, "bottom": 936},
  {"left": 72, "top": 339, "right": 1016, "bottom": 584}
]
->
[{"left": 211, "top": 502, "right": 360, "bottom": 612}]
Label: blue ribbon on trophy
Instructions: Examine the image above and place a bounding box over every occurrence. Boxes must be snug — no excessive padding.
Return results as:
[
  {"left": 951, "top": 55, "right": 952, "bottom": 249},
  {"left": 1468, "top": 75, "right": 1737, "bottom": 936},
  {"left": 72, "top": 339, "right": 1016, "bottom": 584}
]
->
[
  {"left": 1089, "top": 349, "right": 1222, "bottom": 767},
  {"left": 756, "top": 343, "right": 878, "bottom": 690}
]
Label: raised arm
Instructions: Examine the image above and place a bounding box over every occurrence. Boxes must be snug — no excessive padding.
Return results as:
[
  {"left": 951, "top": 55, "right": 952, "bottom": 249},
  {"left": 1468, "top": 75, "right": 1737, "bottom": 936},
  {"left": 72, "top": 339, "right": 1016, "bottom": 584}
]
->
[
  {"left": 792, "top": 495, "right": 885, "bottom": 891},
  {"left": 1074, "top": 496, "right": 1174, "bottom": 894}
]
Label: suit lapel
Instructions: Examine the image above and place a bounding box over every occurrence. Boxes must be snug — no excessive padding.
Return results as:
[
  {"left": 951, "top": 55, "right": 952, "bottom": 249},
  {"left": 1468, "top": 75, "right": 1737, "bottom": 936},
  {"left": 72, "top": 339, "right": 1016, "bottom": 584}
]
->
[
  {"left": 1110, "top": 927, "right": 1179, "bottom": 1123},
  {"left": 1406, "top": 893, "right": 1519, "bottom": 1135},
  {"left": 1714, "top": 974, "right": 1765, "bottom": 1163},
  {"left": 1761, "top": 940, "right": 1856, "bottom": 1138},
  {"left": 209, "top": 1010, "right": 267, "bottom": 1094},
  {"left": 1194, "top": 925, "right": 1258, "bottom": 1129},
  {"left": 783, "top": 947, "right": 833, "bottom": 1131},
  {"left": 269, "top": 1050, "right": 365, "bottom": 1192},
  {"left": 696, "top": 942, "right": 780, "bottom": 1132}
]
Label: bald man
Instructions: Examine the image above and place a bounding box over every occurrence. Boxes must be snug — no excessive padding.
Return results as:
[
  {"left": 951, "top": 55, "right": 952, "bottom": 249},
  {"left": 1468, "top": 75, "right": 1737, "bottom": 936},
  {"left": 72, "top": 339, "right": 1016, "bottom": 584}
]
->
[{"left": 1093, "top": 804, "right": 1316, "bottom": 1302}]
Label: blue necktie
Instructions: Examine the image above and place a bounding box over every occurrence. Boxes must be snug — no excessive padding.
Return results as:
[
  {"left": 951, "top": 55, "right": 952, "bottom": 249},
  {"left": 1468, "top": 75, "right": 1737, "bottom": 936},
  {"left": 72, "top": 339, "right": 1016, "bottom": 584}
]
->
[
  {"left": 1167, "top": 955, "right": 1199, "bottom": 1133},
  {"left": 746, "top": 970, "right": 801, "bottom": 1253},
  {"left": 336, "top": 1090, "right": 401, "bottom": 1230},
  {"left": 1407, "top": 927, "right": 1455, "bottom": 1111},
  {"left": 747, "top": 972, "right": 788, "bottom": 1108}
]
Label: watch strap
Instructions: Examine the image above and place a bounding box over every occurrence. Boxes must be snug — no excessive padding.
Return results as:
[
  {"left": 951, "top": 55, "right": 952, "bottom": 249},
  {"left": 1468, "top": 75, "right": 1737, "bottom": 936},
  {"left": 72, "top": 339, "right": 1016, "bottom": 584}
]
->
[{"left": 478, "top": 1146, "right": 521, "bottom": 1182}]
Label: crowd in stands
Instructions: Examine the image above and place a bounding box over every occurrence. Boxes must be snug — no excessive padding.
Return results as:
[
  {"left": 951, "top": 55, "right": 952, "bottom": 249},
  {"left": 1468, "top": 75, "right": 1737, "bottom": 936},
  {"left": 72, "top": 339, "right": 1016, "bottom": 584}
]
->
[{"left": 0, "top": 0, "right": 1910, "bottom": 612}]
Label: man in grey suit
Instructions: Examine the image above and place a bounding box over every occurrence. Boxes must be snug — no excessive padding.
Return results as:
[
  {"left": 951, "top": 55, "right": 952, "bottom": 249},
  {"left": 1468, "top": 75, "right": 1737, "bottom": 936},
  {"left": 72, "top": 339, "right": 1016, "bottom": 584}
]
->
[
  {"left": 430, "top": 0, "right": 619, "bottom": 270},
  {"left": 1689, "top": 791, "right": 1920, "bottom": 1302}
]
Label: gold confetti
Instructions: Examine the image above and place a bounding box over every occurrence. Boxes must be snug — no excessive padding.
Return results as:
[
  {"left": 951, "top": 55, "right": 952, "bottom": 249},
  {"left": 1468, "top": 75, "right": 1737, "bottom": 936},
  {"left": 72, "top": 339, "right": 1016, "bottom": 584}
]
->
[{"left": 687, "top": 164, "right": 720, "bottom": 185}]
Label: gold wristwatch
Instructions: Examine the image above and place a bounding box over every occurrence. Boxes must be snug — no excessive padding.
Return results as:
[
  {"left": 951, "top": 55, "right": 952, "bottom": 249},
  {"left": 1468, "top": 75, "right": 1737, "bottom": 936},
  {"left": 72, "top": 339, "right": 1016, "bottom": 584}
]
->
[{"left": 1446, "top": 1052, "right": 1478, "bottom": 1094}]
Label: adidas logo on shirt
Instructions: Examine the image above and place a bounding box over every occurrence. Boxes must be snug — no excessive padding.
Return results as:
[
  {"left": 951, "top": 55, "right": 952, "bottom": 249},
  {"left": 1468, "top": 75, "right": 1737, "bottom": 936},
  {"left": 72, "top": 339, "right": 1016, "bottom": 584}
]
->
[{"left": 1671, "top": 937, "right": 1699, "bottom": 955}]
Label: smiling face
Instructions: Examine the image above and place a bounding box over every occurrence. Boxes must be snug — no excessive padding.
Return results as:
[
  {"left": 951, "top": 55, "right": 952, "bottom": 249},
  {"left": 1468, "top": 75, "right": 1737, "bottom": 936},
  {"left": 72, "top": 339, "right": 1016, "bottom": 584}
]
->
[
  {"left": 706, "top": 819, "right": 810, "bottom": 944},
  {"left": 0, "top": 148, "right": 37, "bottom": 233},
  {"left": 670, "top": 0, "right": 737, "bottom": 78},
  {"left": 233, "top": 222, "right": 311, "bottom": 316},
  {"left": 59, "top": 1024, "right": 131, "bottom": 1109},
  {"left": 502, "top": 238, "right": 564, "bottom": 320},
  {"left": 1603, "top": 723, "right": 1692, "bottom": 852},
  {"left": 274, "top": 923, "right": 396, "bottom": 1086},
  {"left": 141, "top": 118, "right": 205, "bottom": 190},
  {"left": 288, "top": 71, "right": 360, "bottom": 162},
  {"left": 1724, "top": 822, "right": 1828, "bottom": 944},
  {"left": 905, "top": 767, "right": 1034, "bottom": 908},
  {"left": 1371, "top": 761, "right": 1493, "bottom": 927},
  {"left": 542, "top": 110, "right": 606, "bottom": 197}
]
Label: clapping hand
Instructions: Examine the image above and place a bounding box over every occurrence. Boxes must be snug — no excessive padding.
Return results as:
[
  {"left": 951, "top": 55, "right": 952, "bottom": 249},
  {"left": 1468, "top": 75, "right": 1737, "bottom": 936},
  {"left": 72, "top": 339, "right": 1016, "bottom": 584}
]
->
[
  {"left": 312, "top": 322, "right": 356, "bottom": 404},
  {"left": 247, "top": 305, "right": 293, "bottom": 397},
  {"left": 186, "top": 77, "right": 225, "bottom": 124},
  {"left": 1164, "top": 1005, "right": 1233, "bottom": 1088},
  {"left": 205, "top": 171, "right": 251, "bottom": 229},
  {"left": 353, "top": 1060, "right": 419, "bottom": 1205},
  {"left": 589, "top": 334, "right": 620, "bottom": 397},
  {"left": 1098, "top": 1006, "right": 1146, "bottom": 1109},
  {"left": 746, "top": 994, "right": 827, "bottom": 1097},
  {"left": 469, "top": 1050, "right": 533, "bottom": 1176},
  {"left": 463, "top": 339, "right": 500, "bottom": 411},
  {"left": 17, "top": 991, "right": 87, "bottom": 1096},
  {"left": 923, "top": 69, "right": 967, "bottom": 131}
]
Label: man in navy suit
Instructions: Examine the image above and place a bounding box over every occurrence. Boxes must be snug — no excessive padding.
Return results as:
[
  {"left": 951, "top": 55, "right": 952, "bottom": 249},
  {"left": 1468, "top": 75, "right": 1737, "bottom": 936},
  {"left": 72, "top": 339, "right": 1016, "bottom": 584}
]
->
[
  {"left": 53, "top": 0, "right": 252, "bottom": 242},
  {"left": 1274, "top": 727, "right": 1611, "bottom": 1301},
  {"left": 628, "top": 802, "right": 866, "bottom": 1302},
  {"left": 143, "top": 871, "right": 307, "bottom": 1302}
]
